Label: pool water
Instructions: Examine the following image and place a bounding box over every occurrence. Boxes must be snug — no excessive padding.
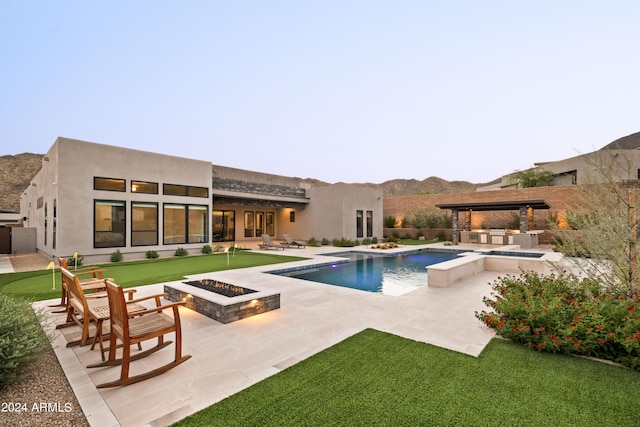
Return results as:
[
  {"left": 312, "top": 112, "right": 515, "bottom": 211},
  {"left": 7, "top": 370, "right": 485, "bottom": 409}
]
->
[{"left": 272, "top": 251, "right": 458, "bottom": 296}]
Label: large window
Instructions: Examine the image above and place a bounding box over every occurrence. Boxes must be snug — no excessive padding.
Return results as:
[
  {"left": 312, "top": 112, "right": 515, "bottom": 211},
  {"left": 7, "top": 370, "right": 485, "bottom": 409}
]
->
[
  {"left": 244, "top": 211, "right": 254, "bottom": 237},
  {"left": 265, "top": 212, "right": 275, "bottom": 236},
  {"left": 188, "top": 205, "right": 208, "bottom": 243},
  {"left": 213, "top": 210, "right": 235, "bottom": 241},
  {"left": 163, "top": 204, "right": 208, "bottom": 244},
  {"left": 95, "top": 177, "right": 126, "bottom": 192},
  {"left": 131, "top": 181, "right": 158, "bottom": 194},
  {"left": 94, "top": 200, "right": 126, "bottom": 248},
  {"left": 255, "top": 211, "right": 264, "bottom": 236},
  {"left": 163, "top": 184, "right": 208, "bottom": 198},
  {"left": 366, "top": 210, "right": 373, "bottom": 238},
  {"left": 356, "top": 210, "right": 364, "bottom": 238},
  {"left": 132, "top": 202, "right": 158, "bottom": 246}
]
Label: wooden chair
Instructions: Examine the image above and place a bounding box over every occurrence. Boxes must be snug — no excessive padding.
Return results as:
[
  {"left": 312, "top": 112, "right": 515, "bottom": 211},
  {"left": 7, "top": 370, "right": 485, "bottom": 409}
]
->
[
  {"left": 50, "top": 257, "right": 109, "bottom": 313},
  {"left": 57, "top": 268, "right": 142, "bottom": 352},
  {"left": 87, "top": 280, "right": 191, "bottom": 388}
]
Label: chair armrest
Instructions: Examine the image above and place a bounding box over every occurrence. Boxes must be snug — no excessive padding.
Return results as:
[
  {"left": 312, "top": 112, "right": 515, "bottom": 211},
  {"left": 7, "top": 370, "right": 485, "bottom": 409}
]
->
[
  {"left": 128, "top": 293, "right": 168, "bottom": 307},
  {"left": 74, "top": 268, "right": 108, "bottom": 278},
  {"left": 126, "top": 301, "right": 186, "bottom": 318}
]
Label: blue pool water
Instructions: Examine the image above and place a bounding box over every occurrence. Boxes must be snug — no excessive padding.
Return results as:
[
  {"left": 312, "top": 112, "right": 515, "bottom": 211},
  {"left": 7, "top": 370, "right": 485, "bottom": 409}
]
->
[{"left": 271, "top": 250, "right": 458, "bottom": 296}]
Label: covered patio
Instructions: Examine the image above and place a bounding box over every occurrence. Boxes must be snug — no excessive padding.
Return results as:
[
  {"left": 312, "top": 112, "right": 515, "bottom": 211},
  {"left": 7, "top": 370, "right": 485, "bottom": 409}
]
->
[{"left": 436, "top": 200, "right": 550, "bottom": 246}]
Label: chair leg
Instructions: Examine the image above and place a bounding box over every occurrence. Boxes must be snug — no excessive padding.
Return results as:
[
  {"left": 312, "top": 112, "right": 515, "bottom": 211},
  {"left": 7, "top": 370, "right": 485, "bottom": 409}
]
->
[
  {"left": 87, "top": 340, "right": 173, "bottom": 368},
  {"left": 95, "top": 354, "right": 191, "bottom": 388}
]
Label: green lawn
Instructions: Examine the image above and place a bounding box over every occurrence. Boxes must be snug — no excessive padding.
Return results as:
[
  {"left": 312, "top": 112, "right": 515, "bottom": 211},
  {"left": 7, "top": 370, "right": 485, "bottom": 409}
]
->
[
  {"left": 174, "top": 329, "right": 640, "bottom": 427},
  {"left": 0, "top": 251, "right": 306, "bottom": 301}
]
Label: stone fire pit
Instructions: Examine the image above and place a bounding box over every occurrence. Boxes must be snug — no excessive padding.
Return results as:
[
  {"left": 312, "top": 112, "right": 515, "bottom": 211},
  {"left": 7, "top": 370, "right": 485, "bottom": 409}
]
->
[{"left": 164, "top": 279, "right": 280, "bottom": 324}]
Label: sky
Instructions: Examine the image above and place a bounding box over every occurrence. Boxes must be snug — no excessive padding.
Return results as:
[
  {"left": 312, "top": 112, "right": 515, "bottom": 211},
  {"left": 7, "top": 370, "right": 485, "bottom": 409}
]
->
[{"left": 1, "top": 1, "right": 639, "bottom": 184}]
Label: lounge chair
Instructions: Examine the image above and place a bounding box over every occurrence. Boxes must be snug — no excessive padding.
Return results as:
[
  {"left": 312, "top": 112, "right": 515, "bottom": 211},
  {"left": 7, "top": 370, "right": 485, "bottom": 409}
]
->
[
  {"left": 87, "top": 280, "right": 191, "bottom": 388},
  {"left": 282, "top": 234, "right": 306, "bottom": 248},
  {"left": 258, "top": 234, "right": 284, "bottom": 250}
]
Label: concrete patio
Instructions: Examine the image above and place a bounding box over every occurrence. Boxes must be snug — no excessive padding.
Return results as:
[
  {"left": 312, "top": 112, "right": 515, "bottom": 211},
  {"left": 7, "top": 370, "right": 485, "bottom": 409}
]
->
[{"left": 33, "top": 243, "right": 535, "bottom": 426}]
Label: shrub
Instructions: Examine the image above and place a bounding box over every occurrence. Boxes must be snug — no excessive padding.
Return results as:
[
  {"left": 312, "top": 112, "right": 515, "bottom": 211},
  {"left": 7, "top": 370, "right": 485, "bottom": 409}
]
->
[
  {"left": 321, "top": 238, "right": 330, "bottom": 246},
  {"left": 332, "top": 237, "right": 357, "bottom": 247},
  {"left": 476, "top": 271, "right": 640, "bottom": 370},
  {"left": 391, "top": 230, "right": 400, "bottom": 239},
  {"left": 145, "top": 250, "right": 159, "bottom": 259},
  {"left": 174, "top": 247, "right": 188, "bottom": 257},
  {"left": 66, "top": 254, "right": 84, "bottom": 267},
  {"left": 0, "top": 294, "right": 49, "bottom": 387},
  {"left": 436, "top": 230, "right": 446, "bottom": 241},
  {"left": 110, "top": 250, "right": 123, "bottom": 263},
  {"left": 362, "top": 237, "right": 371, "bottom": 245},
  {"left": 384, "top": 215, "right": 396, "bottom": 228},
  {"left": 371, "top": 237, "right": 378, "bottom": 244},
  {"left": 306, "top": 237, "right": 319, "bottom": 247},
  {"left": 402, "top": 232, "right": 413, "bottom": 240},
  {"left": 201, "top": 245, "right": 212, "bottom": 254}
]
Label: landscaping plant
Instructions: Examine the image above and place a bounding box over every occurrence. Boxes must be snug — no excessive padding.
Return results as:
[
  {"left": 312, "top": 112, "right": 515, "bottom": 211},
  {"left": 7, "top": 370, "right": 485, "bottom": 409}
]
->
[
  {"left": 0, "top": 294, "right": 50, "bottom": 387},
  {"left": 476, "top": 271, "right": 640, "bottom": 369}
]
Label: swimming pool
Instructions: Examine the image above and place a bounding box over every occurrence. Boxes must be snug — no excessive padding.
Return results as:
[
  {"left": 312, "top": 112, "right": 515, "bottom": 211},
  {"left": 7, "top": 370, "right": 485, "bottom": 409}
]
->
[{"left": 270, "top": 250, "right": 459, "bottom": 296}]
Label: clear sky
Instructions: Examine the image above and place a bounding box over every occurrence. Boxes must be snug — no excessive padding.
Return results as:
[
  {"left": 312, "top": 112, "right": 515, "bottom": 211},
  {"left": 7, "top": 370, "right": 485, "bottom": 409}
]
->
[{"left": 2, "top": 1, "right": 639, "bottom": 184}]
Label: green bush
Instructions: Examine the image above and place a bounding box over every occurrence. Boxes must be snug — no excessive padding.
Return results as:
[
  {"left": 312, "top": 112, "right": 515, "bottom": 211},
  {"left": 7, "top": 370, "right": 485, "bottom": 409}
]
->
[
  {"left": 476, "top": 271, "right": 640, "bottom": 370},
  {"left": 383, "top": 215, "right": 396, "bottom": 228},
  {"left": 110, "top": 250, "right": 123, "bottom": 263},
  {"left": 332, "top": 237, "right": 357, "bottom": 247},
  {"left": 145, "top": 250, "right": 159, "bottom": 259},
  {"left": 0, "top": 294, "right": 49, "bottom": 387},
  {"left": 436, "top": 230, "right": 446, "bottom": 241},
  {"left": 371, "top": 236, "right": 378, "bottom": 244},
  {"left": 306, "top": 237, "right": 319, "bottom": 247},
  {"left": 201, "top": 245, "right": 212, "bottom": 254},
  {"left": 362, "top": 237, "right": 371, "bottom": 245},
  {"left": 174, "top": 247, "right": 188, "bottom": 257},
  {"left": 321, "top": 238, "right": 330, "bottom": 246},
  {"left": 66, "top": 254, "right": 83, "bottom": 267}
]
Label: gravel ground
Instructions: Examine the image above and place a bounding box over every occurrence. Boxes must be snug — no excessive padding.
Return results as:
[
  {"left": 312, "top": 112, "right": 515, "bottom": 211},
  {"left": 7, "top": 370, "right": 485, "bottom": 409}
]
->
[
  {"left": 0, "top": 254, "right": 90, "bottom": 427},
  {"left": 0, "top": 349, "right": 89, "bottom": 427}
]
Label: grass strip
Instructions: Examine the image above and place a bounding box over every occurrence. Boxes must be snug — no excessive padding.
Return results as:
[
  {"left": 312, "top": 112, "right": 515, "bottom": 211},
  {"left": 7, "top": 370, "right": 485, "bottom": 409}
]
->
[
  {"left": 0, "top": 252, "right": 306, "bottom": 301},
  {"left": 175, "top": 329, "right": 640, "bottom": 427}
]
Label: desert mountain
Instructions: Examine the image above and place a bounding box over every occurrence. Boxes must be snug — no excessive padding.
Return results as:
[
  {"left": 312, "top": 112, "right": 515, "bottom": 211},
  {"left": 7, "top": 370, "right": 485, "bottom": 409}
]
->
[{"left": 0, "top": 153, "right": 43, "bottom": 211}]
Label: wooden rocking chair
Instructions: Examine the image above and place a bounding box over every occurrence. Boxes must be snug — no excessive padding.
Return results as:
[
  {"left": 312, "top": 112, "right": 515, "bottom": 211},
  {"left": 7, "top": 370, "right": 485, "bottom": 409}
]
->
[
  {"left": 50, "top": 257, "right": 109, "bottom": 313},
  {"left": 57, "top": 267, "right": 142, "bottom": 351},
  {"left": 87, "top": 280, "right": 191, "bottom": 388}
]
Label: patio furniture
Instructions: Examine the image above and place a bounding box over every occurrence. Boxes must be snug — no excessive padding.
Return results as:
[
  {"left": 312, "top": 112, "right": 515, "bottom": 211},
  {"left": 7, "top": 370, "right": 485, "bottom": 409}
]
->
[
  {"left": 87, "top": 280, "right": 191, "bottom": 388},
  {"left": 50, "top": 257, "right": 109, "bottom": 312},
  {"left": 259, "top": 234, "right": 284, "bottom": 250},
  {"left": 57, "top": 267, "right": 142, "bottom": 352},
  {"left": 282, "top": 234, "right": 306, "bottom": 248}
]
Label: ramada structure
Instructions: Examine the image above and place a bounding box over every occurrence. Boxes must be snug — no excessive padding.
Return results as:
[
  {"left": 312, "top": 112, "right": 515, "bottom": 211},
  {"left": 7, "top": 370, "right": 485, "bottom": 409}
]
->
[{"left": 20, "top": 137, "right": 383, "bottom": 263}]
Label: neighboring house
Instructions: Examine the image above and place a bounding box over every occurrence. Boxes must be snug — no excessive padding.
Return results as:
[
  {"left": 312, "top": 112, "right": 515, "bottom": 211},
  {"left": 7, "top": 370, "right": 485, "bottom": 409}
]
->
[
  {"left": 21, "top": 137, "right": 383, "bottom": 263},
  {"left": 477, "top": 131, "right": 640, "bottom": 191}
]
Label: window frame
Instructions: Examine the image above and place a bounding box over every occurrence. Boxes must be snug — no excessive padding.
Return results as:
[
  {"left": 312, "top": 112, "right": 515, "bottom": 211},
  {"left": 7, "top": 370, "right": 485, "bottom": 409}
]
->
[
  {"left": 94, "top": 200, "right": 126, "bottom": 248},
  {"left": 94, "top": 177, "right": 126, "bottom": 192},
  {"left": 131, "top": 202, "right": 159, "bottom": 246}
]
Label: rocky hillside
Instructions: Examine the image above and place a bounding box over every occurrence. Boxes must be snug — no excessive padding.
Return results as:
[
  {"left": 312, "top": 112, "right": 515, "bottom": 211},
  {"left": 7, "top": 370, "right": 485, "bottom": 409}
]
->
[
  {"left": 359, "top": 176, "right": 478, "bottom": 197},
  {"left": 0, "top": 152, "right": 481, "bottom": 211},
  {"left": 0, "top": 153, "right": 43, "bottom": 211}
]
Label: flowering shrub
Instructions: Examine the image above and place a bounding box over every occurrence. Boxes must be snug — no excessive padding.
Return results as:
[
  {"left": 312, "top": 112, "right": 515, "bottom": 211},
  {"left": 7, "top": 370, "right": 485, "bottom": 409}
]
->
[{"left": 476, "top": 271, "right": 640, "bottom": 370}]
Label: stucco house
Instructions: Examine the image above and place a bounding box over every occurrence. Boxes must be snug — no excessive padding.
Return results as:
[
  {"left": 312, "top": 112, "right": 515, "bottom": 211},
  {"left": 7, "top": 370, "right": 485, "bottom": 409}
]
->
[
  {"left": 20, "top": 137, "right": 382, "bottom": 262},
  {"left": 477, "top": 131, "right": 640, "bottom": 191}
]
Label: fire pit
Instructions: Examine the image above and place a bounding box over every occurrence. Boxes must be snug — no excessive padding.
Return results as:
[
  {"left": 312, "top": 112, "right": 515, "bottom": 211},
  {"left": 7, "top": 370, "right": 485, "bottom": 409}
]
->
[
  {"left": 164, "top": 279, "right": 280, "bottom": 324},
  {"left": 182, "top": 279, "right": 257, "bottom": 298}
]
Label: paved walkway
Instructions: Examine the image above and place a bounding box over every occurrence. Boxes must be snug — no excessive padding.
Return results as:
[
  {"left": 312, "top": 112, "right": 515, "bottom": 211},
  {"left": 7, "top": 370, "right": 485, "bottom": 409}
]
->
[
  {"left": 33, "top": 244, "right": 521, "bottom": 427},
  {"left": 0, "top": 254, "right": 15, "bottom": 273}
]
